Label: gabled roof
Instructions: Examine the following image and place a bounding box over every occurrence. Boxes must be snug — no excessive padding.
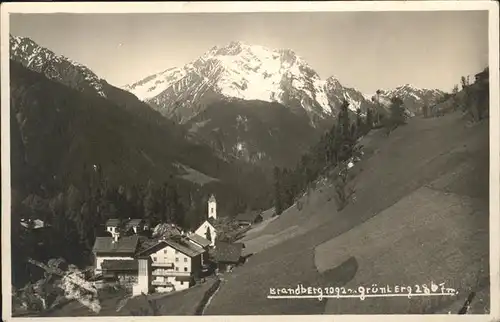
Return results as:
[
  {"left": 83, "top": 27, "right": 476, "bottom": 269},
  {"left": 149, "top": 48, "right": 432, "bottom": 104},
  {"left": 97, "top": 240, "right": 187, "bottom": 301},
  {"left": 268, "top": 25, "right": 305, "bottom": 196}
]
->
[
  {"left": 105, "top": 218, "right": 121, "bottom": 227},
  {"left": 125, "top": 219, "right": 144, "bottom": 230},
  {"left": 187, "top": 233, "right": 211, "bottom": 248},
  {"left": 136, "top": 236, "right": 205, "bottom": 258},
  {"left": 93, "top": 235, "right": 139, "bottom": 254},
  {"left": 214, "top": 241, "right": 244, "bottom": 263},
  {"left": 197, "top": 217, "right": 217, "bottom": 231},
  {"left": 101, "top": 259, "right": 138, "bottom": 271},
  {"left": 137, "top": 235, "right": 156, "bottom": 248},
  {"left": 135, "top": 240, "right": 169, "bottom": 257},
  {"left": 235, "top": 210, "right": 262, "bottom": 223},
  {"left": 207, "top": 217, "right": 217, "bottom": 227},
  {"left": 165, "top": 236, "right": 205, "bottom": 258}
]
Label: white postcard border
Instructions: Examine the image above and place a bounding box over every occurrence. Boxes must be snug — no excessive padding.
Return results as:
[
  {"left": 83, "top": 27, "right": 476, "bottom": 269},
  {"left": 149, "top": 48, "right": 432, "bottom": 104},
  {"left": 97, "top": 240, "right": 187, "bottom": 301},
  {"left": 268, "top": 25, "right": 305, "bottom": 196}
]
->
[{"left": 1, "top": 2, "right": 499, "bottom": 322}]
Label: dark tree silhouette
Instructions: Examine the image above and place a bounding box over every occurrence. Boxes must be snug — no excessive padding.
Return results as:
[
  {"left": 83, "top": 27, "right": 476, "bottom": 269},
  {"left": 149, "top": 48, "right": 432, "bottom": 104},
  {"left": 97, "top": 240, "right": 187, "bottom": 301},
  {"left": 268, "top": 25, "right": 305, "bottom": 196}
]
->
[
  {"left": 422, "top": 105, "right": 429, "bottom": 118},
  {"left": 273, "top": 166, "right": 283, "bottom": 216},
  {"left": 205, "top": 226, "right": 212, "bottom": 242},
  {"left": 365, "top": 108, "right": 374, "bottom": 133}
]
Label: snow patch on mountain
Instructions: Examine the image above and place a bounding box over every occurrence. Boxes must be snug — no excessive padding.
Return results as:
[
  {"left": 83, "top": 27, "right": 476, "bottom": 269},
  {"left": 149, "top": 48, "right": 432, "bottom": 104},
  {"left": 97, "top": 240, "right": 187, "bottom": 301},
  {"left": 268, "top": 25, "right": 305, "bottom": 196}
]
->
[
  {"left": 362, "top": 93, "right": 375, "bottom": 101},
  {"left": 343, "top": 92, "right": 361, "bottom": 112},
  {"left": 313, "top": 79, "right": 331, "bottom": 113},
  {"left": 125, "top": 67, "right": 186, "bottom": 101}
]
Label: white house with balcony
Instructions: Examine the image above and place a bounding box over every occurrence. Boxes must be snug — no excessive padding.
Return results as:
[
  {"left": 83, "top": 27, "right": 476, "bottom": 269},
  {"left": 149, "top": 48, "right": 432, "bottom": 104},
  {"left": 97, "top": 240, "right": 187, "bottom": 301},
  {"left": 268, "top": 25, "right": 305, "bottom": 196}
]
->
[{"left": 135, "top": 236, "right": 205, "bottom": 292}]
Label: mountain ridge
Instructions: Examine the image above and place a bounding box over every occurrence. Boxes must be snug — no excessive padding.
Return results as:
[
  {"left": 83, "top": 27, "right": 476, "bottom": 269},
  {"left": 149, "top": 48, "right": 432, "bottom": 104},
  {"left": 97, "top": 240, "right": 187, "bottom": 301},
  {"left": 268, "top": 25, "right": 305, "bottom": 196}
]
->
[
  {"left": 9, "top": 34, "right": 445, "bottom": 168},
  {"left": 124, "top": 40, "right": 445, "bottom": 125},
  {"left": 123, "top": 40, "right": 377, "bottom": 125},
  {"left": 10, "top": 35, "right": 108, "bottom": 98},
  {"left": 371, "top": 84, "right": 445, "bottom": 116}
]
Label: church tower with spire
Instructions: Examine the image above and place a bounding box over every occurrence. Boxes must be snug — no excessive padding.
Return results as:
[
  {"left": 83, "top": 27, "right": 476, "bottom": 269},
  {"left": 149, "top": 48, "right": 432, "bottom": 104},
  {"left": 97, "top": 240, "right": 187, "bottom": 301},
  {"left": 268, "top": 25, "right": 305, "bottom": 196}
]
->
[{"left": 208, "top": 194, "right": 217, "bottom": 220}]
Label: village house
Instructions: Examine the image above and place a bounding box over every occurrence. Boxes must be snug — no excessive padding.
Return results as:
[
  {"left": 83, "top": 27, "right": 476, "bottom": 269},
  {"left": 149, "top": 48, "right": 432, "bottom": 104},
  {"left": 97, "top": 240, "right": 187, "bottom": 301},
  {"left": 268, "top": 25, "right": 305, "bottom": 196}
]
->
[
  {"left": 135, "top": 235, "right": 205, "bottom": 293},
  {"left": 213, "top": 241, "right": 245, "bottom": 273},
  {"left": 124, "top": 218, "right": 149, "bottom": 234},
  {"left": 105, "top": 218, "right": 121, "bottom": 240},
  {"left": 186, "top": 233, "right": 211, "bottom": 267},
  {"left": 133, "top": 255, "right": 153, "bottom": 296},
  {"left": 100, "top": 259, "right": 139, "bottom": 289},
  {"left": 235, "top": 210, "right": 263, "bottom": 228},
  {"left": 474, "top": 68, "right": 489, "bottom": 83},
  {"left": 105, "top": 218, "right": 149, "bottom": 239},
  {"left": 92, "top": 235, "right": 140, "bottom": 275},
  {"left": 194, "top": 194, "right": 218, "bottom": 246}
]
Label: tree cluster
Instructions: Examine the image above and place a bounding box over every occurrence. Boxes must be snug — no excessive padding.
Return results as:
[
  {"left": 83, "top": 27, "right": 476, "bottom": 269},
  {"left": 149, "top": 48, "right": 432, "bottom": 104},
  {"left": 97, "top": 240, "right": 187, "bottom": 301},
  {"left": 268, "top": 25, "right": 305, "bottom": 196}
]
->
[
  {"left": 11, "top": 164, "right": 209, "bottom": 288},
  {"left": 384, "top": 96, "right": 407, "bottom": 135},
  {"left": 272, "top": 100, "right": 373, "bottom": 215},
  {"left": 460, "top": 68, "right": 489, "bottom": 122},
  {"left": 426, "top": 67, "right": 489, "bottom": 120}
]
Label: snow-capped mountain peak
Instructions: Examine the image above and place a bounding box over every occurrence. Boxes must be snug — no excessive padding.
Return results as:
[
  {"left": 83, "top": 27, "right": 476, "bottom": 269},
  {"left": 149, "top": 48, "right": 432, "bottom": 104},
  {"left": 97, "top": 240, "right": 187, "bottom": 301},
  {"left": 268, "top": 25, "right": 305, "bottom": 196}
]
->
[
  {"left": 123, "top": 41, "right": 374, "bottom": 123},
  {"left": 123, "top": 40, "right": 444, "bottom": 124},
  {"left": 10, "top": 34, "right": 107, "bottom": 97},
  {"left": 371, "top": 83, "right": 445, "bottom": 116}
]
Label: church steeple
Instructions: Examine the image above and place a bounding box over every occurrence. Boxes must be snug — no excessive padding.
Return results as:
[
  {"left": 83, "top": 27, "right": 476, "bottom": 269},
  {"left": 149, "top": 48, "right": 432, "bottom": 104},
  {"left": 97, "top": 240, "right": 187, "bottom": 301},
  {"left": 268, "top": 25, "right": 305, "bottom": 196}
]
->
[{"left": 208, "top": 194, "right": 217, "bottom": 220}]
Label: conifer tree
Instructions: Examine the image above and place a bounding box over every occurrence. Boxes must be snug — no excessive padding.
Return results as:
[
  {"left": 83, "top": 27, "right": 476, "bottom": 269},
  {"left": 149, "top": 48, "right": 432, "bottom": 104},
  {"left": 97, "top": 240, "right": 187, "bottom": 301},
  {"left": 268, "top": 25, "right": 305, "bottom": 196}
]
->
[
  {"left": 386, "top": 96, "right": 406, "bottom": 135},
  {"left": 205, "top": 226, "right": 212, "bottom": 242},
  {"left": 355, "top": 108, "right": 363, "bottom": 137},
  {"left": 273, "top": 167, "right": 283, "bottom": 216},
  {"left": 365, "top": 108, "right": 374, "bottom": 133},
  {"left": 422, "top": 105, "right": 429, "bottom": 118}
]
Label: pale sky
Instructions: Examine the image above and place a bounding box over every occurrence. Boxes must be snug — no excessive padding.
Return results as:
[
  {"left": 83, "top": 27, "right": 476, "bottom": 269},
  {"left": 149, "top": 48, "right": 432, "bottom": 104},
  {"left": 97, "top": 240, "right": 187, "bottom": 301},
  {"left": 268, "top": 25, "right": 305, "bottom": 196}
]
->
[{"left": 10, "top": 11, "right": 488, "bottom": 94}]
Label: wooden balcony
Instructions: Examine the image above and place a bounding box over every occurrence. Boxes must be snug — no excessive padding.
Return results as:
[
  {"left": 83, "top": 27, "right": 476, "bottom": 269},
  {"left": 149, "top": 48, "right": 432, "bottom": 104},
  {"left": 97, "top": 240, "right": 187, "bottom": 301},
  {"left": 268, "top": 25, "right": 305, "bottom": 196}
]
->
[
  {"left": 152, "top": 261, "right": 174, "bottom": 268},
  {"left": 152, "top": 269, "right": 191, "bottom": 276},
  {"left": 151, "top": 280, "right": 173, "bottom": 286}
]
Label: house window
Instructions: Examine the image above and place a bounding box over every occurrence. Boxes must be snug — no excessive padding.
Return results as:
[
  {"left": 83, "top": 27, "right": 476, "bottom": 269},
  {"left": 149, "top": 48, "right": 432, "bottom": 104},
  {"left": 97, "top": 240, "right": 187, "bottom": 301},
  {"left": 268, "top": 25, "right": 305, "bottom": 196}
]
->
[
  {"left": 175, "top": 258, "right": 179, "bottom": 262},
  {"left": 175, "top": 250, "right": 178, "bottom": 254},
  {"left": 153, "top": 257, "right": 157, "bottom": 262},
  {"left": 175, "top": 267, "right": 179, "bottom": 271},
  {"left": 184, "top": 258, "right": 188, "bottom": 263},
  {"left": 211, "top": 208, "right": 214, "bottom": 214},
  {"left": 180, "top": 281, "right": 184, "bottom": 285},
  {"left": 184, "top": 267, "right": 188, "bottom": 272},
  {"left": 164, "top": 250, "right": 167, "bottom": 254}
]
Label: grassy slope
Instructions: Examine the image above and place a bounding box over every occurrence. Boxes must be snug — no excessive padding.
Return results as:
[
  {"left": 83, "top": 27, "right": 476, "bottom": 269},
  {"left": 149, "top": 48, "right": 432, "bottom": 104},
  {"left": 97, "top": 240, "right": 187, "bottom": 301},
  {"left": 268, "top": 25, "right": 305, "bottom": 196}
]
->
[{"left": 204, "top": 111, "right": 489, "bottom": 315}]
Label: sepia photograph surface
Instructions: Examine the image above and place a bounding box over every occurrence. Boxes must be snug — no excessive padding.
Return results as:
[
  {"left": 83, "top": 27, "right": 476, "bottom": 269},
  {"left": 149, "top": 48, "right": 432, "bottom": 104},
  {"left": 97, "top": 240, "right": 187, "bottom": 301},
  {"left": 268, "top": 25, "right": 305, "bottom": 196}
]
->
[{"left": 1, "top": 1, "right": 499, "bottom": 320}]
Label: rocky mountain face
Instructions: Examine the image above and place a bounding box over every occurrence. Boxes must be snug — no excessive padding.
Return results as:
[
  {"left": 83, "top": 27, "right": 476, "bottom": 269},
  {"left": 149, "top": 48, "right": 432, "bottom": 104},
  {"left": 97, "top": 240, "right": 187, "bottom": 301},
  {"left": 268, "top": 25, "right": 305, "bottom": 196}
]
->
[
  {"left": 123, "top": 41, "right": 387, "bottom": 167},
  {"left": 371, "top": 84, "right": 445, "bottom": 116},
  {"left": 10, "top": 35, "right": 446, "bottom": 169},
  {"left": 183, "top": 99, "right": 321, "bottom": 168},
  {"left": 123, "top": 41, "right": 445, "bottom": 166},
  {"left": 124, "top": 41, "right": 375, "bottom": 125},
  {"left": 10, "top": 35, "right": 107, "bottom": 98}
]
